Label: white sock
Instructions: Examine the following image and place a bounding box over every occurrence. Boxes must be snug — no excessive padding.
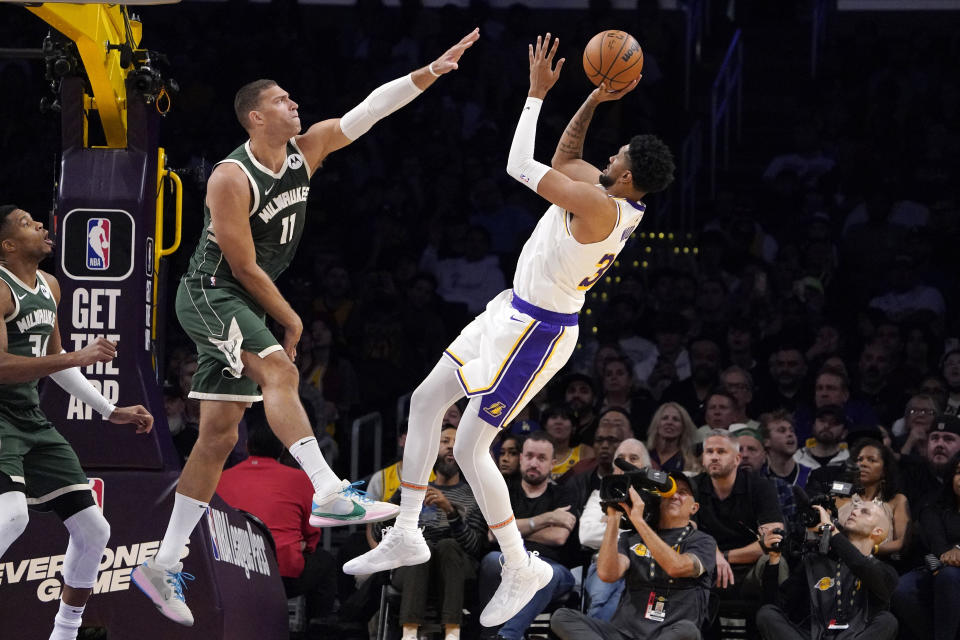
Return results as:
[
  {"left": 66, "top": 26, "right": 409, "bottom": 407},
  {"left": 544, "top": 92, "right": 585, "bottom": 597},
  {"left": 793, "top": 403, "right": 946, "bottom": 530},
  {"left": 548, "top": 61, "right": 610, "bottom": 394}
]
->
[
  {"left": 154, "top": 493, "right": 208, "bottom": 569},
  {"left": 395, "top": 485, "right": 427, "bottom": 531},
  {"left": 289, "top": 436, "right": 341, "bottom": 496},
  {"left": 444, "top": 626, "right": 461, "bottom": 640},
  {"left": 453, "top": 405, "right": 528, "bottom": 566},
  {"left": 401, "top": 625, "right": 418, "bottom": 640},
  {"left": 49, "top": 600, "right": 84, "bottom": 640}
]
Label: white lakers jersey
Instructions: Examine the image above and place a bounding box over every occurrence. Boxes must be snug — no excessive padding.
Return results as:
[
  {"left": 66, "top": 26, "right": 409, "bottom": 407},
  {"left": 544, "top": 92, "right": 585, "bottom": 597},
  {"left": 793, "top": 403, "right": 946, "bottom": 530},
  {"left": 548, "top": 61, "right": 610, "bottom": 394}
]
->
[{"left": 513, "top": 194, "right": 646, "bottom": 314}]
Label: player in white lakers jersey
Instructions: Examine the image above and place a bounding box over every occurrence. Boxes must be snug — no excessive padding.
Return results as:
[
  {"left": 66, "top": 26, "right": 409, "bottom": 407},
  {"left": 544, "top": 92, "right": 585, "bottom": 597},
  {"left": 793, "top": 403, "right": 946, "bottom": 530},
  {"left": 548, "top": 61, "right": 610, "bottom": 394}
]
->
[{"left": 345, "top": 33, "right": 675, "bottom": 628}]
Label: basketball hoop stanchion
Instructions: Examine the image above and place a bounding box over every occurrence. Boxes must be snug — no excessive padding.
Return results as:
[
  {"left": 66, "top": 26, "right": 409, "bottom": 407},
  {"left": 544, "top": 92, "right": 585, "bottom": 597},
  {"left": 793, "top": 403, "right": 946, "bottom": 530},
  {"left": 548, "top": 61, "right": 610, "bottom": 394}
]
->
[{"left": 0, "top": 5, "right": 288, "bottom": 639}]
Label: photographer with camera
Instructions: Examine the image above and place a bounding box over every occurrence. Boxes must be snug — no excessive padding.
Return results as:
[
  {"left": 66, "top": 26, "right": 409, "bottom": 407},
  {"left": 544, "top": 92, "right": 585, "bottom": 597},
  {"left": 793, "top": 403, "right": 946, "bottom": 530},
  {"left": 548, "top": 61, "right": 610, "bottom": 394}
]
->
[
  {"left": 756, "top": 500, "right": 899, "bottom": 640},
  {"left": 551, "top": 471, "right": 717, "bottom": 640}
]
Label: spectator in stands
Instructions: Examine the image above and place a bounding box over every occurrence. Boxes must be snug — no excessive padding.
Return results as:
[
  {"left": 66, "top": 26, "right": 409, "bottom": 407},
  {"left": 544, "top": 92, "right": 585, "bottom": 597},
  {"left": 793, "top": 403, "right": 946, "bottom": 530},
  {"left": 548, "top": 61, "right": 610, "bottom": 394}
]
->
[
  {"left": 645, "top": 402, "right": 700, "bottom": 473},
  {"left": 941, "top": 349, "right": 960, "bottom": 416},
  {"left": 562, "top": 373, "right": 600, "bottom": 445},
  {"left": 419, "top": 224, "right": 506, "bottom": 314},
  {"left": 693, "top": 276, "right": 730, "bottom": 341},
  {"left": 760, "top": 411, "right": 813, "bottom": 489},
  {"left": 735, "top": 428, "right": 767, "bottom": 474},
  {"left": 694, "top": 430, "right": 784, "bottom": 616},
  {"left": 615, "top": 438, "right": 654, "bottom": 470},
  {"left": 899, "top": 415, "right": 960, "bottom": 515},
  {"left": 757, "top": 500, "right": 898, "bottom": 640},
  {"left": 662, "top": 338, "right": 722, "bottom": 426},
  {"left": 794, "top": 405, "right": 850, "bottom": 469},
  {"left": 701, "top": 389, "right": 740, "bottom": 435},
  {"left": 892, "top": 451, "right": 960, "bottom": 640},
  {"left": 836, "top": 439, "right": 910, "bottom": 558},
  {"left": 216, "top": 407, "right": 336, "bottom": 621},
  {"left": 576, "top": 435, "right": 647, "bottom": 622},
  {"left": 495, "top": 432, "right": 521, "bottom": 480},
  {"left": 478, "top": 432, "right": 577, "bottom": 640},
  {"left": 386, "top": 423, "right": 487, "bottom": 640},
  {"left": 568, "top": 408, "right": 632, "bottom": 481},
  {"left": 164, "top": 380, "right": 197, "bottom": 466},
  {"left": 853, "top": 341, "right": 903, "bottom": 427},
  {"left": 720, "top": 365, "right": 759, "bottom": 429},
  {"left": 600, "top": 356, "right": 657, "bottom": 433},
  {"left": 634, "top": 312, "right": 691, "bottom": 399},
  {"left": 543, "top": 406, "right": 594, "bottom": 482},
  {"left": 894, "top": 393, "right": 942, "bottom": 457},
  {"left": 725, "top": 318, "right": 762, "bottom": 383},
  {"left": 868, "top": 253, "right": 946, "bottom": 320},
  {"left": 755, "top": 344, "right": 809, "bottom": 415},
  {"left": 312, "top": 263, "right": 355, "bottom": 333},
  {"left": 794, "top": 365, "right": 879, "bottom": 442},
  {"left": 300, "top": 314, "right": 360, "bottom": 428},
  {"left": 552, "top": 471, "right": 717, "bottom": 640}
]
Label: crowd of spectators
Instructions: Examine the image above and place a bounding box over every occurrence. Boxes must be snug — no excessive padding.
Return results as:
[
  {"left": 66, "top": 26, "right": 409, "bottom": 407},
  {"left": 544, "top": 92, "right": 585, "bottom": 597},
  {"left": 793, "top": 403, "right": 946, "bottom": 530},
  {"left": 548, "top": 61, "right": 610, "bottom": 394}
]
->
[{"left": 3, "top": 2, "right": 960, "bottom": 639}]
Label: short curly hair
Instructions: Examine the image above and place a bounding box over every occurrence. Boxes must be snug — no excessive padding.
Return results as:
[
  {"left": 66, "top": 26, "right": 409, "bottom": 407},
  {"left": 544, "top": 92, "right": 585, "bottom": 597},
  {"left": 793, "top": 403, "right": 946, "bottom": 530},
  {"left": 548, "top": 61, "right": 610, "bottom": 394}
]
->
[{"left": 627, "top": 134, "right": 675, "bottom": 194}]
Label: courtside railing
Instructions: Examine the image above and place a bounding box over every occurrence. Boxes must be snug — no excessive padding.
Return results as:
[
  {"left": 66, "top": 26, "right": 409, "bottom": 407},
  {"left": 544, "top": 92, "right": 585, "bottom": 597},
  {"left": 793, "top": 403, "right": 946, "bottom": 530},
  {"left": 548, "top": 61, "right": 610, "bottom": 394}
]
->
[
  {"left": 811, "top": 0, "right": 832, "bottom": 78},
  {"left": 709, "top": 28, "right": 743, "bottom": 197}
]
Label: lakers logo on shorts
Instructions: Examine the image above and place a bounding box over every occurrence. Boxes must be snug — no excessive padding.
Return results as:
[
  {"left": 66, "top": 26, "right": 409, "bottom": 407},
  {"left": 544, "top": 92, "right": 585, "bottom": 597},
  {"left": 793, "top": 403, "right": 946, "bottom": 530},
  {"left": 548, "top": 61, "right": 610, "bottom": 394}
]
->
[
  {"left": 483, "top": 401, "right": 507, "bottom": 417},
  {"left": 816, "top": 577, "right": 834, "bottom": 591}
]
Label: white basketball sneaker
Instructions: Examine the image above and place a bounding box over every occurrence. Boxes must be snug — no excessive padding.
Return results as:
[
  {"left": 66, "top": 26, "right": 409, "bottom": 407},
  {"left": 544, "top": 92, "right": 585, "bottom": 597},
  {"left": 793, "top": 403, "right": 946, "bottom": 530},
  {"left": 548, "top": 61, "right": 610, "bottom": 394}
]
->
[
  {"left": 479, "top": 551, "right": 554, "bottom": 627},
  {"left": 131, "top": 558, "right": 195, "bottom": 626},
  {"left": 310, "top": 480, "right": 400, "bottom": 527},
  {"left": 342, "top": 526, "right": 431, "bottom": 575}
]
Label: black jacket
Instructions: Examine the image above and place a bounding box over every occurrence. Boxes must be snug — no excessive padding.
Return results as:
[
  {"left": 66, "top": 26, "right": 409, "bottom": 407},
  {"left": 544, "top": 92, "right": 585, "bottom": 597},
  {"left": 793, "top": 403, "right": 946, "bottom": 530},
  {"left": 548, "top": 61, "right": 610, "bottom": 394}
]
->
[{"left": 763, "top": 533, "right": 899, "bottom": 639}]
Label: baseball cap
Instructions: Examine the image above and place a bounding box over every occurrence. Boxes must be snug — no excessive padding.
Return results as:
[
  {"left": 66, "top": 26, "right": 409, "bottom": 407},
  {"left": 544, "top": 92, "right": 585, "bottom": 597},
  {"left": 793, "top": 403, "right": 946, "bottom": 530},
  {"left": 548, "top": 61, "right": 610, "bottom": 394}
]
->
[
  {"left": 932, "top": 414, "right": 960, "bottom": 437},
  {"left": 668, "top": 470, "right": 698, "bottom": 502}
]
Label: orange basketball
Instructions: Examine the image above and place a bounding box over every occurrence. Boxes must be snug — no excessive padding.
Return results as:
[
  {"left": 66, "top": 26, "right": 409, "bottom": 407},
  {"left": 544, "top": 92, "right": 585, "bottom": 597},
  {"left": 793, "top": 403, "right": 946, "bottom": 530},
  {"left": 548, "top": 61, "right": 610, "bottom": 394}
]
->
[{"left": 582, "top": 30, "right": 644, "bottom": 91}]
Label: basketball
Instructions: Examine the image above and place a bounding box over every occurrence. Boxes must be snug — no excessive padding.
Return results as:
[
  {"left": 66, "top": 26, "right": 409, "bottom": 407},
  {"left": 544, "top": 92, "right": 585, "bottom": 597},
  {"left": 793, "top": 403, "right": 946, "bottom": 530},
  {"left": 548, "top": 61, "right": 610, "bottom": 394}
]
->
[{"left": 582, "top": 30, "right": 644, "bottom": 91}]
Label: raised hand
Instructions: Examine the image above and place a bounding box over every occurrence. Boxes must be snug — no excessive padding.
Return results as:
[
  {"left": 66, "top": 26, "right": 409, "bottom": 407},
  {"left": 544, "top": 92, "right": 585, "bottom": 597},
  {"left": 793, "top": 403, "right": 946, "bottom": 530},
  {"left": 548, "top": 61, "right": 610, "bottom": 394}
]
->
[
  {"left": 528, "top": 32, "right": 565, "bottom": 99},
  {"left": 73, "top": 338, "right": 117, "bottom": 367},
  {"left": 430, "top": 28, "right": 480, "bottom": 75},
  {"left": 591, "top": 77, "right": 641, "bottom": 103}
]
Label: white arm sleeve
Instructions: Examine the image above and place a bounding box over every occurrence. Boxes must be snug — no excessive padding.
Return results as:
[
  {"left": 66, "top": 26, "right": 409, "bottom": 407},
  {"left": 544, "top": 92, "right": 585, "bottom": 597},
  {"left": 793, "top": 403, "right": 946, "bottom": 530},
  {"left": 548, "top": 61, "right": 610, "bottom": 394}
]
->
[
  {"left": 339, "top": 73, "right": 423, "bottom": 140},
  {"left": 47, "top": 353, "right": 116, "bottom": 418},
  {"left": 506, "top": 97, "right": 551, "bottom": 192}
]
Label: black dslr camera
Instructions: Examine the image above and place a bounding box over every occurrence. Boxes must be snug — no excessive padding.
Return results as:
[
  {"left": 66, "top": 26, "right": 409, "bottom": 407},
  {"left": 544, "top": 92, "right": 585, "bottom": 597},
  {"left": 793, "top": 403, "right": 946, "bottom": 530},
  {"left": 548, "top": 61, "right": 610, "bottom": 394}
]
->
[
  {"left": 599, "top": 461, "right": 677, "bottom": 530},
  {"left": 789, "top": 460, "right": 860, "bottom": 555}
]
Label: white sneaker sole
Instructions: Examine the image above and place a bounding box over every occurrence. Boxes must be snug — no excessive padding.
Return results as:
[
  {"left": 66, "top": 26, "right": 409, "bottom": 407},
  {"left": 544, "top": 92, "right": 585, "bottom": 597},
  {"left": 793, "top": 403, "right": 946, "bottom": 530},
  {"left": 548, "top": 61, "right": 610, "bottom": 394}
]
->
[
  {"left": 309, "top": 503, "right": 400, "bottom": 528},
  {"left": 479, "top": 557, "right": 554, "bottom": 627},
  {"left": 131, "top": 565, "right": 195, "bottom": 627},
  {"left": 342, "top": 543, "right": 431, "bottom": 575}
]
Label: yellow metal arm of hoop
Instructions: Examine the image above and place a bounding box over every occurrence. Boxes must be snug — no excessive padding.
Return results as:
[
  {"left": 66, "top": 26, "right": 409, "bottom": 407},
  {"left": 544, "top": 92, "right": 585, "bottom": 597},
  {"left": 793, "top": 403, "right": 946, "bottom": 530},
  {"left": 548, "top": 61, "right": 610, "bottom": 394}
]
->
[
  {"left": 26, "top": 4, "right": 141, "bottom": 148},
  {"left": 152, "top": 147, "right": 182, "bottom": 341}
]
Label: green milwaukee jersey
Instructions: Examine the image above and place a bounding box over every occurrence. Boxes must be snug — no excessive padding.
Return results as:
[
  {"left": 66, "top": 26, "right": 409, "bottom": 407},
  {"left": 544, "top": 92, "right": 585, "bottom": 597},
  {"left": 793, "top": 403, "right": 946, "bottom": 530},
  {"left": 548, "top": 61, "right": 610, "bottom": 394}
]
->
[
  {"left": 0, "top": 266, "right": 57, "bottom": 410},
  {"left": 186, "top": 138, "right": 311, "bottom": 288}
]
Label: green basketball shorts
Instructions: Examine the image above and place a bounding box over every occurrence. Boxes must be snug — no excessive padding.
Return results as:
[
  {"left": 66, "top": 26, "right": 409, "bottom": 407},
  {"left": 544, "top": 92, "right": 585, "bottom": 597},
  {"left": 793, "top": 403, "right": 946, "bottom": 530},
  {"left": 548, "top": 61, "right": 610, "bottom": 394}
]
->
[
  {"left": 0, "top": 406, "right": 91, "bottom": 505},
  {"left": 175, "top": 275, "right": 283, "bottom": 402}
]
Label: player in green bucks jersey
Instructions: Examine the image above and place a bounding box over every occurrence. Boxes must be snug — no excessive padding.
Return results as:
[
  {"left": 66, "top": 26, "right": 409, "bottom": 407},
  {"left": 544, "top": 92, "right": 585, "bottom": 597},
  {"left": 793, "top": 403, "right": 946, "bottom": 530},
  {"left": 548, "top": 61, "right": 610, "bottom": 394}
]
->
[
  {"left": 133, "top": 29, "right": 480, "bottom": 626},
  {"left": 0, "top": 205, "right": 153, "bottom": 640}
]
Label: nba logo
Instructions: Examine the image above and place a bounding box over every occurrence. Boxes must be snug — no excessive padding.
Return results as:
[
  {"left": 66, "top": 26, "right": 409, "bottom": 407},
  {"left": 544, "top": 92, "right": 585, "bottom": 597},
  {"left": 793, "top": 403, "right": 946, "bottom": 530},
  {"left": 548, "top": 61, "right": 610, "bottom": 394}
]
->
[
  {"left": 86, "top": 218, "right": 110, "bottom": 270},
  {"left": 88, "top": 477, "right": 104, "bottom": 510}
]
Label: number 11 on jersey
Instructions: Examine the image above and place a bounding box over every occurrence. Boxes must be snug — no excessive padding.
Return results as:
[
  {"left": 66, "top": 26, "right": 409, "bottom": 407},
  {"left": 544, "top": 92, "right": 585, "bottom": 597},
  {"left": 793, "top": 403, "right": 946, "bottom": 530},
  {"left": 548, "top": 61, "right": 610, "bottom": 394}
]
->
[
  {"left": 577, "top": 253, "right": 615, "bottom": 290},
  {"left": 279, "top": 213, "right": 297, "bottom": 244}
]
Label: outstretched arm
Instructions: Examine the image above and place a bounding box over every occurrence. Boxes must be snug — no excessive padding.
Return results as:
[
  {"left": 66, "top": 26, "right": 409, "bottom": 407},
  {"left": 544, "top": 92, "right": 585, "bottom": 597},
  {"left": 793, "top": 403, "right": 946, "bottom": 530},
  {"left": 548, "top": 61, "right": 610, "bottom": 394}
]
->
[
  {"left": 296, "top": 28, "right": 479, "bottom": 171},
  {"left": 505, "top": 33, "right": 615, "bottom": 236}
]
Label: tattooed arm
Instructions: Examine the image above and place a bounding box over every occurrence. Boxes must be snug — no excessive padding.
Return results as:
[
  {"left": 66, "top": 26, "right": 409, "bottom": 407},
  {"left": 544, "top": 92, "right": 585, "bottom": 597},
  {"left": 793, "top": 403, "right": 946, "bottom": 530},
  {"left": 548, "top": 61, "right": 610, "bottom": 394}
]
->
[
  {"left": 551, "top": 77, "right": 642, "bottom": 184},
  {"left": 551, "top": 94, "right": 604, "bottom": 184}
]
